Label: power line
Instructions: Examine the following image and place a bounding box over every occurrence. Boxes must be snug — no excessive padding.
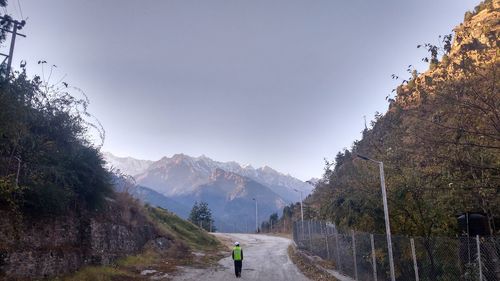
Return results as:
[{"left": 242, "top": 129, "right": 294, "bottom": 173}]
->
[
  {"left": 0, "top": 16, "right": 26, "bottom": 76},
  {"left": 17, "top": 0, "right": 24, "bottom": 20}
]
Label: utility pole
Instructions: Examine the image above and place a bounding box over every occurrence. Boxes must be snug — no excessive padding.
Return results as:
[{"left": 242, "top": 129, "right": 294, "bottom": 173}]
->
[
  {"left": 357, "top": 154, "right": 395, "bottom": 281},
  {"left": 294, "top": 188, "right": 305, "bottom": 236},
  {"left": 0, "top": 16, "right": 26, "bottom": 76},
  {"left": 252, "top": 198, "right": 258, "bottom": 233}
]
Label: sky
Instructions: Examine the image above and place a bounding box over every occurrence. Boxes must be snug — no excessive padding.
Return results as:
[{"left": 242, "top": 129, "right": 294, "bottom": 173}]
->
[{"left": 6, "top": 0, "right": 479, "bottom": 180}]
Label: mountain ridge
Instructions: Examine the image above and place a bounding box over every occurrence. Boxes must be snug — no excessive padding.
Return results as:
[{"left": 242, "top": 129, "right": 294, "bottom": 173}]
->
[
  {"left": 103, "top": 152, "right": 311, "bottom": 231},
  {"left": 103, "top": 152, "right": 313, "bottom": 201}
]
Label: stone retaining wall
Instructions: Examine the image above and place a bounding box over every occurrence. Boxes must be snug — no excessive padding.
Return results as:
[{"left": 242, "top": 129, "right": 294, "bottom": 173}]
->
[{"left": 0, "top": 198, "right": 163, "bottom": 279}]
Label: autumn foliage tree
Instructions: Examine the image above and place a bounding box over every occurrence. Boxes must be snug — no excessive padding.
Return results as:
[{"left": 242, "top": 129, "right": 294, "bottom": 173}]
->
[{"left": 309, "top": 1, "right": 499, "bottom": 237}]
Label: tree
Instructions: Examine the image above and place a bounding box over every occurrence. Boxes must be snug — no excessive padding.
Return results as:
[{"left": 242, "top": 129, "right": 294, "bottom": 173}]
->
[
  {"left": 188, "top": 201, "right": 216, "bottom": 232},
  {"left": 0, "top": 66, "right": 112, "bottom": 217},
  {"left": 309, "top": 3, "right": 499, "bottom": 237}
]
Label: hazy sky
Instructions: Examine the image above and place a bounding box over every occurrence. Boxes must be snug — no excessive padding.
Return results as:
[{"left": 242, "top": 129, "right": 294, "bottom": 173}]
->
[{"left": 8, "top": 0, "right": 479, "bottom": 180}]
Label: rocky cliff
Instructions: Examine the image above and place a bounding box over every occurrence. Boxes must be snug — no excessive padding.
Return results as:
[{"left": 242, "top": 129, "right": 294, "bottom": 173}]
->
[{"left": 0, "top": 195, "right": 169, "bottom": 279}]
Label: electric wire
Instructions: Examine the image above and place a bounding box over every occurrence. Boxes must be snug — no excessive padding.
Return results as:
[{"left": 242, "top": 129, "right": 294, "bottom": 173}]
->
[{"left": 17, "top": 0, "right": 24, "bottom": 20}]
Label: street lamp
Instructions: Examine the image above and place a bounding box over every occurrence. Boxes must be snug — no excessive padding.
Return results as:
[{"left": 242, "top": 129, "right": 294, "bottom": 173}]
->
[
  {"left": 252, "top": 198, "right": 258, "bottom": 233},
  {"left": 356, "top": 154, "right": 395, "bottom": 281},
  {"left": 293, "top": 188, "right": 305, "bottom": 232}
]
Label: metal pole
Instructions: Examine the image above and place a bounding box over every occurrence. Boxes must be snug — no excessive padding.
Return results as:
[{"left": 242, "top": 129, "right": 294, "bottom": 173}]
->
[
  {"left": 307, "top": 220, "right": 312, "bottom": 249},
  {"left": 6, "top": 23, "right": 17, "bottom": 76},
  {"left": 334, "top": 224, "right": 342, "bottom": 273},
  {"left": 324, "top": 223, "right": 330, "bottom": 260},
  {"left": 299, "top": 191, "right": 305, "bottom": 238},
  {"left": 370, "top": 234, "right": 378, "bottom": 281},
  {"left": 410, "top": 238, "right": 419, "bottom": 281},
  {"left": 467, "top": 213, "right": 471, "bottom": 263},
  {"left": 379, "top": 162, "right": 395, "bottom": 281},
  {"left": 255, "top": 199, "right": 258, "bottom": 233},
  {"left": 352, "top": 230, "right": 358, "bottom": 281},
  {"left": 476, "top": 235, "right": 483, "bottom": 281}
]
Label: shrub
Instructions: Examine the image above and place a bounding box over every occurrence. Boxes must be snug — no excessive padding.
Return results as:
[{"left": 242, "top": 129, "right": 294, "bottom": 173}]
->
[{"left": 0, "top": 69, "right": 112, "bottom": 216}]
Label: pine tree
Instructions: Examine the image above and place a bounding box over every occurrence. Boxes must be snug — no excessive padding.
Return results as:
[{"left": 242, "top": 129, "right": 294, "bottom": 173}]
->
[{"left": 188, "top": 201, "right": 216, "bottom": 232}]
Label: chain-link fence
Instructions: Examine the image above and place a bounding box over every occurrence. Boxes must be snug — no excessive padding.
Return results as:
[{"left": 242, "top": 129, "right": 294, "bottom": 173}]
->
[{"left": 293, "top": 220, "right": 500, "bottom": 281}]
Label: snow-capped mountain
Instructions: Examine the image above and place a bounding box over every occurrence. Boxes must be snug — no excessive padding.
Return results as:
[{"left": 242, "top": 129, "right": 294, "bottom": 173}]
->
[
  {"left": 103, "top": 152, "right": 314, "bottom": 201},
  {"left": 103, "top": 152, "right": 313, "bottom": 231},
  {"left": 103, "top": 152, "right": 153, "bottom": 176}
]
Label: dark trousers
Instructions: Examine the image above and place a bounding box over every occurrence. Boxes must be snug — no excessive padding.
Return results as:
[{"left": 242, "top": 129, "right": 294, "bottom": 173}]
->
[{"left": 234, "top": 260, "right": 242, "bottom": 277}]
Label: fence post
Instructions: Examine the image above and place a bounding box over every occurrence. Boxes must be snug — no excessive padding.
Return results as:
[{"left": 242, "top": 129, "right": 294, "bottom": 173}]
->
[
  {"left": 334, "top": 224, "right": 342, "bottom": 273},
  {"left": 324, "top": 222, "right": 330, "bottom": 260},
  {"left": 352, "top": 230, "right": 358, "bottom": 281},
  {"left": 410, "top": 238, "right": 419, "bottom": 281},
  {"left": 370, "top": 234, "right": 378, "bottom": 281},
  {"left": 476, "top": 235, "right": 483, "bottom": 281},
  {"left": 308, "top": 220, "right": 313, "bottom": 251}
]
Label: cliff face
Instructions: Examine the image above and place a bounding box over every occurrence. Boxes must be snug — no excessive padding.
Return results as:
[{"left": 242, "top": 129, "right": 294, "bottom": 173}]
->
[
  {"left": 0, "top": 196, "right": 168, "bottom": 279},
  {"left": 394, "top": 0, "right": 499, "bottom": 109}
]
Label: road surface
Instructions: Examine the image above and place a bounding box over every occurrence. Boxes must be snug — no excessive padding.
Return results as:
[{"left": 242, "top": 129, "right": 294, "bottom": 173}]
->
[{"left": 172, "top": 233, "right": 310, "bottom": 281}]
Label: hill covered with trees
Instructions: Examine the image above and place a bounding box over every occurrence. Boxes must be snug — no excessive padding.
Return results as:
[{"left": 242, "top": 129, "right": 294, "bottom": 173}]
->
[{"left": 307, "top": 0, "right": 499, "bottom": 237}]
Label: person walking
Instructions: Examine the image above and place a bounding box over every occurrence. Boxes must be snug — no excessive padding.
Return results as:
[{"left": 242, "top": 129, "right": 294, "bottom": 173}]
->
[{"left": 232, "top": 242, "right": 243, "bottom": 278}]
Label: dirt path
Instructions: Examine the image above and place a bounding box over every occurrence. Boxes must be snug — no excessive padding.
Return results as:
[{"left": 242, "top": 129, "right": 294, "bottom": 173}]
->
[{"left": 172, "top": 233, "right": 311, "bottom": 281}]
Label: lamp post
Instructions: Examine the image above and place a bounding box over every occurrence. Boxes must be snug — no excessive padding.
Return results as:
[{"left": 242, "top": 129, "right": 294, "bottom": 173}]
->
[
  {"left": 293, "top": 188, "right": 305, "bottom": 234},
  {"left": 356, "top": 154, "right": 395, "bottom": 281},
  {"left": 252, "top": 198, "right": 258, "bottom": 233}
]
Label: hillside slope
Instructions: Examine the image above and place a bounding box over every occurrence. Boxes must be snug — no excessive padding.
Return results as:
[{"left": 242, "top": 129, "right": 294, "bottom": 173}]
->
[
  {"left": 173, "top": 169, "right": 286, "bottom": 232},
  {"left": 308, "top": 0, "right": 499, "bottom": 237},
  {"left": 0, "top": 192, "right": 221, "bottom": 280}
]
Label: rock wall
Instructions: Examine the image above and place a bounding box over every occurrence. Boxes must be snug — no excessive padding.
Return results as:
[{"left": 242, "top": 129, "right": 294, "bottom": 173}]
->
[{"left": 0, "top": 197, "right": 163, "bottom": 279}]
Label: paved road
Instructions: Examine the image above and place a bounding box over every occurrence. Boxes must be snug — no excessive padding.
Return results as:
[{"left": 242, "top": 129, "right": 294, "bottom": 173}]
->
[{"left": 172, "top": 233, "right": 310, "bottom": 281}]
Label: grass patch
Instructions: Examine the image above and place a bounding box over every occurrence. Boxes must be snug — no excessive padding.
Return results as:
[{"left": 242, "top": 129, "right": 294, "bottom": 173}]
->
[
  {"left": 59, "top": 206, "right": 224, "bottom": 281},
  {"left": 58, "top": 266, "right": 135, "bottom": 281},
  {"left": 147, "top": 206, "right": 220, "bottom": 251},
  {"left": 116, "top": 250, "right": 158, "bottom": 268},
  {"left": 288, "top": 245, "right": 338, "bottom": 281}
]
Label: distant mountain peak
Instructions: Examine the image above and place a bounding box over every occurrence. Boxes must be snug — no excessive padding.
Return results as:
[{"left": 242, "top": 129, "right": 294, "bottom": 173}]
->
[
  {"left": 103, "top": 152, "right": 154, "bottom": 176},
  {"left": 210, "top": 168, "right": 247, "bottom": 185},
  {"left": 242, "top": 163, "right": 254, "bottom": 169},
  {"left": 260, "top": 165, "right": 275, "bottom": 172},
  {"left": 104, "top": 152, "right": 314, "bottom": 200}
]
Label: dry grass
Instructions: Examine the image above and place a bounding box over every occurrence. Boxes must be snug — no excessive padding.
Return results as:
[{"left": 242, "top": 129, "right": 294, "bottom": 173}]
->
[
  {"left": 56, "top": 266, "right": 137, "bottom": 281},
  {"left": 58, "top": 205, "right": 224, "bottom": 281},
  {"left": 263, "top": 232, "right": 293, "bottom": 239},
  {"left": 288, "top": 245, "right": 338, "bottom": 281}
]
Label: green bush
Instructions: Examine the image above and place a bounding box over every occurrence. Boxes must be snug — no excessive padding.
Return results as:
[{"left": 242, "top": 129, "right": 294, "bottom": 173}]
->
[{"left": 0, "top": 69, "right": 112, "bottom": 216}]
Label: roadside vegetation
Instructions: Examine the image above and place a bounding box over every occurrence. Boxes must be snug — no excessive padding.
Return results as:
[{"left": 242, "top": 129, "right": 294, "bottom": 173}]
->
[
  {"left": 288, "top": 245, "right": 337, "bottom": 281},
  {"left": 0, "top": 2, "right": 224, "bottom": 280},
  {"left": 283, "top": 0, "right": 499, "bottom": 239},
  {"left": 58, "top": 205, "right": 224, "bottom": 281},
  {"left": 0, "top": 63, "right": 112, "bottom": 219},
  {"left": 187, "top": 201, "right": 216, "bottom": 233}
]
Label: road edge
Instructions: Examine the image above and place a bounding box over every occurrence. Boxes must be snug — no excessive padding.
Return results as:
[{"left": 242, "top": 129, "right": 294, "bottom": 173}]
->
[{"left": 287, "top": 244, "right": 339, "bottom": 281}]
